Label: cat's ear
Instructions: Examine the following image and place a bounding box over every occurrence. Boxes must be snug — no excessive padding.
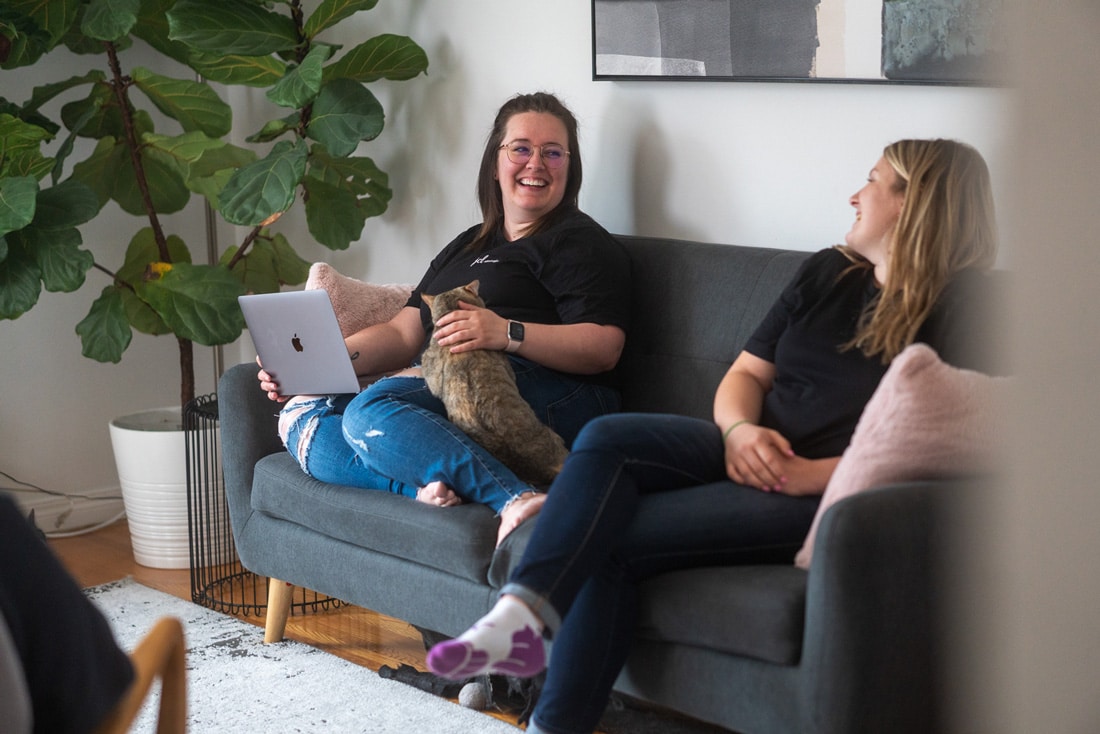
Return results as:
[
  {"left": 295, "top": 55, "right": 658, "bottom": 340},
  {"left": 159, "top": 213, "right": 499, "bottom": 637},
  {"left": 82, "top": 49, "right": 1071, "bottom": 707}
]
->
[
  {"left": 422, "top": 293, "right": 434, "bottom": 306},
  {"left": 465, "top": 280, "right": 480, "bottom": 296}
]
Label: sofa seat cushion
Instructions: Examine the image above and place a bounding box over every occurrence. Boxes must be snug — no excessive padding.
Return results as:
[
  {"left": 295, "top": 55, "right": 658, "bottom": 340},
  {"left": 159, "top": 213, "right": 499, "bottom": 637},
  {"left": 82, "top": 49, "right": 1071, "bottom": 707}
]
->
[
  {"left": 636, "top": 566, "right": 808, "bottom": 665},
  {"left": 251, "top": 453, "right": 498, "bottom": 583}
]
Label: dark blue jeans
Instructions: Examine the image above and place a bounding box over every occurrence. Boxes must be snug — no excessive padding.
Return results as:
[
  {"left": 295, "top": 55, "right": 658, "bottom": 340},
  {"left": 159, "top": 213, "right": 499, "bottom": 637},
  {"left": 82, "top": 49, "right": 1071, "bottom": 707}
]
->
[{"left": 503, "top": 413, "right": 820, "bottom": 734}]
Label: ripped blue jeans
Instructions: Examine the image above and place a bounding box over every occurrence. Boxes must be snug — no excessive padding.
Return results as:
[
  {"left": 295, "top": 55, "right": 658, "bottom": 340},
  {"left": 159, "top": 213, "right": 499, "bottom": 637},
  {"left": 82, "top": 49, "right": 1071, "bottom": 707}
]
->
[{"left": 277, "top": 357, "right": 620, "bottom": 513}]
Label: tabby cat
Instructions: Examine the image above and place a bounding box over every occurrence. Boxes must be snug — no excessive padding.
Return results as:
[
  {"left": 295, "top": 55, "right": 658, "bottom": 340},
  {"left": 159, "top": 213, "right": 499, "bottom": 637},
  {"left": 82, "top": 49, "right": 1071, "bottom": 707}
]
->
[{"left": 421, "top": 281, "right": 569, "bottom": 486}]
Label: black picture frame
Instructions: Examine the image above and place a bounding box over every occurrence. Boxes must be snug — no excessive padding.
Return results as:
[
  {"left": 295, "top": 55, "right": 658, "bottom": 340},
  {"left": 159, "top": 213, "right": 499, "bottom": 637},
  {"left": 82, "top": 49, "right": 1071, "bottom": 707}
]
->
[{"left": 592, "top": 0, "right": 1006, "bottom": 86}]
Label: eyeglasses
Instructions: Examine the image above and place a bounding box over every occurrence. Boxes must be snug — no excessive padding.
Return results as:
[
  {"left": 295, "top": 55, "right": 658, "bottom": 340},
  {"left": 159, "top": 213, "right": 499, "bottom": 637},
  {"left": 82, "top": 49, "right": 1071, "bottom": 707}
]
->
[{"left": 498, "top": 141, "right": 570, "bottom": 169}]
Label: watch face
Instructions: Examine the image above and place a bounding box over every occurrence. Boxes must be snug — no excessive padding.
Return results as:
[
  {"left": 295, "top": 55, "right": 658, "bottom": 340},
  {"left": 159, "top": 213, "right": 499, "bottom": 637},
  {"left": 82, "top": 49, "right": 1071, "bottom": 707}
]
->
[{"left": 508, "top": 321, "right": 525, "bottom": 341}]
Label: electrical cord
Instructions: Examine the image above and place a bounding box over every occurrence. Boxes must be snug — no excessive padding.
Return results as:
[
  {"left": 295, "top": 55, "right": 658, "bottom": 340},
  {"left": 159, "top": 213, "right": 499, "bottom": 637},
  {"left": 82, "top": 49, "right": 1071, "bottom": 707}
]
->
[
  {"left": 43, "top": 508, "right": 128, "bottom": 538},
  {"left": 2, "top": 469, "right": 126, "bottom": 537}
]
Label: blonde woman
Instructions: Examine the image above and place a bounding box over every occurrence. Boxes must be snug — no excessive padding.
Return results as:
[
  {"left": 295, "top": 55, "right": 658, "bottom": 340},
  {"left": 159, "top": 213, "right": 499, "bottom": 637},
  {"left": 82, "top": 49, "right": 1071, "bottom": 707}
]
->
[{"left": 428, "top": 139, "right": 1001, "bottom": 734}]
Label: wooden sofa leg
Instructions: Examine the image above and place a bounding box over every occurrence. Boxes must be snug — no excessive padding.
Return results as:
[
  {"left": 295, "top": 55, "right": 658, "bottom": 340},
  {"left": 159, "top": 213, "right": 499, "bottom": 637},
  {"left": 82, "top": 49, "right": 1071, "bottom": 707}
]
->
[{"left": 264, "top": 579, "right": 293, "bottom": 643}]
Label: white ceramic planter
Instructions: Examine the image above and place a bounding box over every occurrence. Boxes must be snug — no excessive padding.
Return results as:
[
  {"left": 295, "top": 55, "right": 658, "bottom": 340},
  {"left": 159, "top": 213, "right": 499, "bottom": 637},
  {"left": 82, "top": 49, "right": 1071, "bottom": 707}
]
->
[{"left": 108, "top": 407, "right": 210, "bottom": 569}]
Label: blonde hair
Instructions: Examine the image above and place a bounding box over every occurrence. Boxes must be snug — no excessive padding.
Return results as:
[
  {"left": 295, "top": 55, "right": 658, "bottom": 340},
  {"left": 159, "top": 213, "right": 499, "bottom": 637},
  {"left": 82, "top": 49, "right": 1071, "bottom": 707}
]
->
[{"left": 844, "top": 139, "right": 998, "bottom": 362}]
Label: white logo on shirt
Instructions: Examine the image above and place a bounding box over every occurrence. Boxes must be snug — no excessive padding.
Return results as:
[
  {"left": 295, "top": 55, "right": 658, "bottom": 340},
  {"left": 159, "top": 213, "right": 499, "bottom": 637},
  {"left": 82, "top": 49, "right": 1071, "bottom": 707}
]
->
[{"left": 471, "top": 254, "right": 500, "bottom": 266}]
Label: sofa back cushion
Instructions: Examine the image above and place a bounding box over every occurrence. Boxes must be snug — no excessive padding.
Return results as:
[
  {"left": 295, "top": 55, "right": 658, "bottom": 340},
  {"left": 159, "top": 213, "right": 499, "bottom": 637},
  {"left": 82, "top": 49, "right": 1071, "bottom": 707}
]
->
[{"left": 616, "top": 236, "right": 809, "bottom": 420}]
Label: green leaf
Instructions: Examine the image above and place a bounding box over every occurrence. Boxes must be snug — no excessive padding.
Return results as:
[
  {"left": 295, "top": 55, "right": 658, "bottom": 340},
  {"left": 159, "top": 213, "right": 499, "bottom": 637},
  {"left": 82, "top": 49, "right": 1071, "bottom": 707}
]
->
[
  {"left": 110, "top": 144, "right": 191, "bottom": 215},
  {"left": 304, "top": 0, "right": 378, "bottom": 39},
  {"left": 131, "top": 67, "right": 232, "bottom": 137},
  {"left": 60, "top": 82, "right": 127, "bottom": 140},
  {"left": 121, "top": 286, "right": 170, "bottom": 335},
  {"left": 167, "top": 0, "right": 298, "bottom": 57},
  {"left": 143, "top": 262, "right": 246, "bottom": 345},
  {"left": 246, "top": 115, "right": 298, "bottom": 144},
  {"left": 186, "top": 51, "right": 286, "bottom": 87},
  {"left": 50, "top": 101, "right": 99, "bottom": 184},
  {"left": 0, "top": 235, "right": 41, "bottom": 318},
  {"left": 266, "top": 43, "right": 332, "bottom": 109},
  {"left": 323, "top": 34, "right": 429, "bottom": 83},
  {"left": 142, "top": 131, "right": 226, "bottom": 182},
  {"left": 0, "top": 115, "right": 54, "bottom": 179},
  {"left": 28, "top": 179, "right": 101, "bottom": 237},
  {"left": 185, "top": 141, "right": 257, "bottom": 204},
  {"left": 23, "top": 71, "right": 104, "bottom": 117},
  {"left": 2, "top": 0, "right": 79, "bottom": 52},
  {"left": 0, "top": 113, "right": 54, "bottom": 160},
  {"left": 302, "top": 176, "right": 363, "bottom": 250},
  {"left": 221, "top": 231, "right": 308, "bottom": 293},
  {"left": 0, "top": 17, "right": 52, "bottom": 70},
  {"left": 0, "top": 176, "right": 38, "bottom": 238},
  {"left": 131, "top": 0, "right": 195, "bottom": 66},
  {"left": 308, "top": 147, "right": 389, "bottom": 196},
  {"left": 81, "top": 0, "right": 140, "bottom": 42},
  {"left": 61, "top": 23, "right": 132, "bottom": 55},
  {"left": 76, "top": 286, "right": 132, "bottom": 363},
  {"left": 267, "top": 231, "right": 310, "bottom": 285},
  {"left": 217, "top": 138, "right": 308, "bottom": 226},
  {"left": 31, "top": 225, "right": 94, "bottom": 292},
  {"left": 4, "top": 151, "right": 53, "bottom": 181},
  {"left": 305, "top": 147, "right": 391, "bottom": 232},
  {"left": 221, "top": 241, "right": 278, "bottom": 293},
  {"left": 70, "top": 135, "right": 189, "bottom": 214},
  {"left": 117, "top": 228, "right": 192, "bottom": 289},
  {"left": 69, "top": 136, "right": 124, "bottom": 206},
  {"left": 5, "top": 151, "right": 53, "bottom": 181},
  {"left": 306, "top": 79, "right": 383, "bottom": 157}
]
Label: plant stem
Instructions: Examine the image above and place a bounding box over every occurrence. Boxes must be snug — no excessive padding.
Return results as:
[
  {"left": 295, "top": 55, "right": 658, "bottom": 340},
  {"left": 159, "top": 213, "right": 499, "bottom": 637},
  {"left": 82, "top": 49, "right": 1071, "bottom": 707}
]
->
[
  {"left": 225, "top": 225, "right": 263, "bottom": 270},
  {"left": 177, "top": 336, "right": 194, "bottom": 410},
  {"left": 103, "top": 41, "right": 170, "bottom": 263},
  {"left": 104, "top": 40, "right": 195, "bottom": 407}
]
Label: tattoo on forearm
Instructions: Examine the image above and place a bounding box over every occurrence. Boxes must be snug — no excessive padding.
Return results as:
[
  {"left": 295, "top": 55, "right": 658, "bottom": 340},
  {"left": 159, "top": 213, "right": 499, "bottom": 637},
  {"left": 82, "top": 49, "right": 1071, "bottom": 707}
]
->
[{"left": 350, "top": 351, "right": 360, "bottom": 361}]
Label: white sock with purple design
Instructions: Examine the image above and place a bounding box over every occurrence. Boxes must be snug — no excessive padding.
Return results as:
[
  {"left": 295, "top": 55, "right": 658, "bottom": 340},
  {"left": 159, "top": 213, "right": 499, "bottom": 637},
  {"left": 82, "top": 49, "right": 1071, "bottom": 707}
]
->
[{"left": 427, "top": 597, "right": 546, "bottom": 680}]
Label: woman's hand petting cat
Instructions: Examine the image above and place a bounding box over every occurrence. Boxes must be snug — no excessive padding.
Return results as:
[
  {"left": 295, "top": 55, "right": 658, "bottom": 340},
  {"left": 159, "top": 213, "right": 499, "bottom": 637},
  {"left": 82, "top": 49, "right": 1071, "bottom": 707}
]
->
[
  {"left": 433, "top": 301, "right": 507, "bottom": 353},
  {"left": 256, "top": 355, "right": 290, "bottom": 403}
]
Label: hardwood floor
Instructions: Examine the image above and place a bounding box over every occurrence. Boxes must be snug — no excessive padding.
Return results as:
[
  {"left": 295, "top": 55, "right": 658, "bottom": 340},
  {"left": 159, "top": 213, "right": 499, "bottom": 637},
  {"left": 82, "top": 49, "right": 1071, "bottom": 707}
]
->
[{"left": 50, "top": 518, "right": 521, "bottom": 729}]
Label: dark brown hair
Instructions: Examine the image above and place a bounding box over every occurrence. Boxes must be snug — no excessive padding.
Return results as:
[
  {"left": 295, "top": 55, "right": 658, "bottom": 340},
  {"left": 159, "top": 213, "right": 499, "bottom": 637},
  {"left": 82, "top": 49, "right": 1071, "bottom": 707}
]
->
[{"left": 468, "top": 92, "right": 582, "bottom": 251}]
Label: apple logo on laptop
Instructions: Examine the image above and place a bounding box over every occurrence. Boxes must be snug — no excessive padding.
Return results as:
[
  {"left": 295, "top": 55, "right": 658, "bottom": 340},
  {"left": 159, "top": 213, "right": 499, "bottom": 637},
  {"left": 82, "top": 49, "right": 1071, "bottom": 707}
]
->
[{"left": 292, "top": 334, "right": 304, "bottom": 352}]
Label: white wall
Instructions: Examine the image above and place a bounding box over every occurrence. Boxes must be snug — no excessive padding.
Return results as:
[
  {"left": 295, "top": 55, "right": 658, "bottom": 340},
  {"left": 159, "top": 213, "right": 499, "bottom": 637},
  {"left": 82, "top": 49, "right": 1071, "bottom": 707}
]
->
[{"left": 1, "top": 1, "right": 1011, "bottom": 529}]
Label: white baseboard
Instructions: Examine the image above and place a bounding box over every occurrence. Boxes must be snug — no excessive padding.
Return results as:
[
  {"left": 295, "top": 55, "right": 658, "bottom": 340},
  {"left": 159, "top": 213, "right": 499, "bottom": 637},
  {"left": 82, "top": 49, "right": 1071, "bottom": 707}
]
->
[{"left": 8, "top": 487, "right": 126, "bottom": 537}]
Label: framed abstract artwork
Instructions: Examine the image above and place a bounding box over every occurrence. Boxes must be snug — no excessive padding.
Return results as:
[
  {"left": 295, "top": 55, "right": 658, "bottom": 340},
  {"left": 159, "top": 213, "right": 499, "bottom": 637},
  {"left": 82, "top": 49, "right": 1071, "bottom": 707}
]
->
[{"left": 592, "top": 0, "right": 1006, "bottom": 85}]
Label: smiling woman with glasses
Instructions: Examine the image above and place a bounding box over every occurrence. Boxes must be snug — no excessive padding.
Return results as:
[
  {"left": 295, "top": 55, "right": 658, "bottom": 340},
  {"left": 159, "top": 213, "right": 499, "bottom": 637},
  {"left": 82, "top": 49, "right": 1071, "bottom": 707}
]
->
[{"left": 256, "top": 89, "right": 631, "bottom": 562}]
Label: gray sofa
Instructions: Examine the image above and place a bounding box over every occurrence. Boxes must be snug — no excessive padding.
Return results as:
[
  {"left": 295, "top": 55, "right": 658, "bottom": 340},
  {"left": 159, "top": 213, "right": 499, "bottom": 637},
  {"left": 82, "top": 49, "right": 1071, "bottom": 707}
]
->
[{"left": 219, "top": 236, "right": 954, "bottom": 734}]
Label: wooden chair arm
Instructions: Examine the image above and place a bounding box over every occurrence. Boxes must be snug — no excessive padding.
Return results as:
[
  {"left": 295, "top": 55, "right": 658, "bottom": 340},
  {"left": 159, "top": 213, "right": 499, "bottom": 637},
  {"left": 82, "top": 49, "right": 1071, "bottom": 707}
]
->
[{"left": 94, "top": 617, "right": 186, "bottom": 734}]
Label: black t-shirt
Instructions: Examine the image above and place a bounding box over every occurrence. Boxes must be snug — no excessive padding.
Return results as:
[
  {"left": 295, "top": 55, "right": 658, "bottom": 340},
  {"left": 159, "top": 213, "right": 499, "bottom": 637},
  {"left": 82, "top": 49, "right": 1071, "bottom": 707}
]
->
[
  {"left": 407, "top": 209, "right": 632, "bottom": 384},
  {"left": 745, "top": 247, "right": 996, "bottom": 459}
]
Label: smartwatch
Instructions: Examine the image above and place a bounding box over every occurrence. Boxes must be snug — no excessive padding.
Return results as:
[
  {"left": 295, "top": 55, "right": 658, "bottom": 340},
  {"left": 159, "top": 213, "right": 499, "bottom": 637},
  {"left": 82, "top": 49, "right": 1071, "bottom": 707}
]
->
[{"left": 505, "top": 320, "right": 525, "bottom": 353}]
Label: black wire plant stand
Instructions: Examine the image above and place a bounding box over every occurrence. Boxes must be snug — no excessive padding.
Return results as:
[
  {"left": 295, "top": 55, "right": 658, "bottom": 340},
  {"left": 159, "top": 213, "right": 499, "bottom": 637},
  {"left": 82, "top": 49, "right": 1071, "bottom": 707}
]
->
[{"left": 184, "top": 393, "right": 343, "bottom": 616}]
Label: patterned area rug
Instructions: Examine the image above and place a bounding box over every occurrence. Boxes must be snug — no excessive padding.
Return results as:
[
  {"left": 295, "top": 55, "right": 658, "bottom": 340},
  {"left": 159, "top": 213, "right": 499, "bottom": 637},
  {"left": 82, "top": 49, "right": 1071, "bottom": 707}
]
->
[{"left": 85, "top": 578, "right": 517, "bottom": 733}]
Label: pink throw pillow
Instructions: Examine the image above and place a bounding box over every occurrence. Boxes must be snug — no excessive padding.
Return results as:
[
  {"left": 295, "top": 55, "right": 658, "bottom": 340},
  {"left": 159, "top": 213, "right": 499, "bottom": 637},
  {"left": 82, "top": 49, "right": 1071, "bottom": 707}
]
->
[
  {"left": 793, "top": 343, "right": 1006, "bottom": 570},
  {"left": 305, "top": 262, "right": 413, "bottom": 337}
]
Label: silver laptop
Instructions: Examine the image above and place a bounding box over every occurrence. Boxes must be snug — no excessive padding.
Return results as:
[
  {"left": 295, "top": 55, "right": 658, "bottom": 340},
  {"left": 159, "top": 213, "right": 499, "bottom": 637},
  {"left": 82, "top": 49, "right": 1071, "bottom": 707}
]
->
[{"left": 239, "top": 290, "right": 361, "bottom": 395}]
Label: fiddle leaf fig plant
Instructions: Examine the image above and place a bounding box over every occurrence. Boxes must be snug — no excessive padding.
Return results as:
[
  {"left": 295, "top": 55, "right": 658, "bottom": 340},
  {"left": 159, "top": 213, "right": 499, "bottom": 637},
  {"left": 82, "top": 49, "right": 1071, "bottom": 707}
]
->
[{"left": 0, "top": 0, "right": 428, "bottom": 407}]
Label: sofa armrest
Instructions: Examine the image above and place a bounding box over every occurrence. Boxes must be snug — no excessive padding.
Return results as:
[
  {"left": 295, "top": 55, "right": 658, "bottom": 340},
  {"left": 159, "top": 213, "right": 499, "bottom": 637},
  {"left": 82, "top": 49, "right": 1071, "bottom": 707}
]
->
[
  {"left": 799, "top": 480, "right": 963, "bottom": 734},
  {"left": 217, "top": 362, "right": 286, "bottom": 545}
]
